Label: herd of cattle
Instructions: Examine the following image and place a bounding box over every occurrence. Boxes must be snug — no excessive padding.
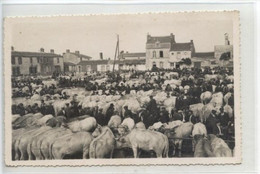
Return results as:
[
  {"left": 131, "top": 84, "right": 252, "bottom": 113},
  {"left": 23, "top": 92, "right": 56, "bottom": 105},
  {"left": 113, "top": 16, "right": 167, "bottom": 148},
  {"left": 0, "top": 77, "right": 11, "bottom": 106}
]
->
[{"left": 12, "top": 71, "right": 235, "bottom": 160}]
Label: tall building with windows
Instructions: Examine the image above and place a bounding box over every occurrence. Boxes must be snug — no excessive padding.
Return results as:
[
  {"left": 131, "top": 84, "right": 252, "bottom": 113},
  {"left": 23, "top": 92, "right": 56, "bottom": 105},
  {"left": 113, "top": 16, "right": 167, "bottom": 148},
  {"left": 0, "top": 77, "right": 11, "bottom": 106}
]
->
[
  {"left": 11, "top": 47, "right": 63, "bottom": 76},
  {"left": 145, "top": 33, "right": 195, "bottom": 69}
]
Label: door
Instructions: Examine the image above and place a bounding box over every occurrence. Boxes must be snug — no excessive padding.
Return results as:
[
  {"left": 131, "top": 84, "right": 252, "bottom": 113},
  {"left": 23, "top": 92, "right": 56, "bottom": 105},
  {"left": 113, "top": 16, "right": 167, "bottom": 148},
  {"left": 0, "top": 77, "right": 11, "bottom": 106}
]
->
[
  {"left": 55, "top": 65, "right": 61, "bottom": 72},
  {"left": 194, "top": 62, "right": 201, "bottom": 69}
]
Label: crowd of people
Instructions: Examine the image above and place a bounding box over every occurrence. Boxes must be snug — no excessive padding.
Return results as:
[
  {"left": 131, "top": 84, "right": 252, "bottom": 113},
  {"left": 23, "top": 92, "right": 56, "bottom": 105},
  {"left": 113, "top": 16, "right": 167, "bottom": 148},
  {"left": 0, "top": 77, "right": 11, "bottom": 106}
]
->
[{"left": 12, "top": 66, "right": 235, "bottom": 141}]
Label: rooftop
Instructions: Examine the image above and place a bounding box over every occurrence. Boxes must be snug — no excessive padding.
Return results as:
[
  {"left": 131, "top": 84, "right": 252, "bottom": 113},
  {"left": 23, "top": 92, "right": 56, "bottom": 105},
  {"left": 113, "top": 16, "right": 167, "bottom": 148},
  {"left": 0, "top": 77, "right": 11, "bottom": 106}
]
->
[
  {"left": 170, "top": 42, "right": 193, "bottom": 51},
  {"left": 147, "top": 34, "right": 176, "bottom": 44},
  {"left": 70, "top": 52, "right": 92, "bottom": 59},
  {"left": 194, "top": 52, "right": 215, "bottom": 58},
  {"left": 11, "top": 51, "right": 62, "bottom": 58},
  {"left": 119, "top": 52, "right": 146, "bottom": 59},
  {"left": 78, "top": 59, "right": 109, "bottom": 65}
]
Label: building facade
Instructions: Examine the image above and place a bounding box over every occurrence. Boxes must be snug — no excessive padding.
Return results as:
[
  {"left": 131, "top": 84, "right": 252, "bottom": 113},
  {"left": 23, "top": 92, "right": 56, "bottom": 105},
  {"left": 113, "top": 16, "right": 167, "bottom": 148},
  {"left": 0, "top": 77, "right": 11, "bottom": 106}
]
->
[
  {"left": 11, "top": 48, "right": 63, "bottom": 76},
  {"left": 63, "top": 50, "right": 92, "bottom": 72},
  {"left": 118, "top": 52, "right": 146, "bottom": 71},
  {"left": 145, "top": 33, "right": 195, "bottom": 70}
]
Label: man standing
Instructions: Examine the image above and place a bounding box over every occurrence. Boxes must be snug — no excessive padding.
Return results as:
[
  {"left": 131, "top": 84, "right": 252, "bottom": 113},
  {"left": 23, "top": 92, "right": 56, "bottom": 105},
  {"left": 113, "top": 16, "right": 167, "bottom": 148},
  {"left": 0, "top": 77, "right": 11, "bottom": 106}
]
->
[
  {"left": 147, "top": 96, "right": 158, "bottom": 119},
  {"left": 218, "top": 107, "right": 230, "bottom": 139},
  {"left": 205, "top": 110, "right": 219, "bottom": 135},
  {"left": 105, "top": 103, "right": 115, "bottom": 125},
  {"left": 159, "top": 107, "right": 170, "bottom": 123},
  {"left": 95, "top": 108, "right": 105, "bottom": 126},
  {"left": 124, "top": 106, "right": 133, "bottom": 119}
]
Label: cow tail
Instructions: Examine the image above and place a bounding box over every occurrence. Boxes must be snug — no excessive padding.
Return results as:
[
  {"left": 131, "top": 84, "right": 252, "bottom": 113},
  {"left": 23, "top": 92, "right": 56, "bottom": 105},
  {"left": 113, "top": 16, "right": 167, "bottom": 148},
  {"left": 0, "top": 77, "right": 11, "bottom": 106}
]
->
[
  {"left": 49, "top": 142, "right": 54, "bottom": 159},
  {"left": 27, "top": 142, "right": 33, "bottom": 160},
  {"left": 89, "top": 141, "right": 97, "bottom": 159},
  {"left": 163, "top": 136, "right": 169, "bottom": 158}
]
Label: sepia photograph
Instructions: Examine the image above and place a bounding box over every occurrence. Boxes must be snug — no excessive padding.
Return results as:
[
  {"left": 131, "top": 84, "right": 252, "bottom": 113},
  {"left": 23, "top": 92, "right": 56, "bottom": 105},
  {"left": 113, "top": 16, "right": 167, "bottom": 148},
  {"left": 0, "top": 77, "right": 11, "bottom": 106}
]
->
[{"left": 4, "top": 11, "right": 241, "bottom": 166}]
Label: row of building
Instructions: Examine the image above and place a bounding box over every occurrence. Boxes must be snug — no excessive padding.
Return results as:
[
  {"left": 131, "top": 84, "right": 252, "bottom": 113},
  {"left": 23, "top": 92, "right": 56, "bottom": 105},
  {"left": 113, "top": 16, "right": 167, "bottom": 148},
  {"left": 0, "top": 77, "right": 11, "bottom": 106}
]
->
[{"left": 11, "top": 33, "right": 233, "bottom": 76}]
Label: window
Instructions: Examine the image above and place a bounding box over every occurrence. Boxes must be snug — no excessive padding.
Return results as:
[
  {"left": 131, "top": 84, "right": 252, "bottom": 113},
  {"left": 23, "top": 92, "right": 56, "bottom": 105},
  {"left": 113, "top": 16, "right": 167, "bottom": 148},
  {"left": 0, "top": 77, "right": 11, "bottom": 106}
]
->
[
  {"left": 37, "top": 57, "right": 40, "bottom": 63},
  {"left": 159, "top": 62, "right": 163, "bottom": 68},
  {"left": 170, "top": 63, "right": 175, "bottom": 67},
  {"left": 12, "top": 67, "right": 20, "bottom": 76},
  {"left": 177, "top": 52, "right": 181, "bottom": 59},
  {"left": 30, "top": 57, "right": 33, "bottom": 64},
  {"left": 152, "top": 51, "right": 156, "bottom": 58},
  {"left": 159, "top": 51, "right": 164, "bottom": 58},
  {"left": 18, "top": 57, "right": 22, "bottom": 64},
  {"left": 11, "top": 56, "right": 15, "bottom": 64},
  {"left": 57, "top": 57, "right": 60, "bottom": 63},
  {"left": 29, "top": 66, "right": 37, "bottom": 74},
  {"left": 106, "top": 65, "right": 110, "bottom": 71},
  {"left": 152, "top": 62, "right": 156, "bottom": 67},
  {"left": 101, "top": 65, "right": 105, "bottom": 72},
  {"left": 171, "top": 52, "right": 174, "bottom": 55},
  {"left": 46, "top": 58, "right": 49, "bottom": 63}
]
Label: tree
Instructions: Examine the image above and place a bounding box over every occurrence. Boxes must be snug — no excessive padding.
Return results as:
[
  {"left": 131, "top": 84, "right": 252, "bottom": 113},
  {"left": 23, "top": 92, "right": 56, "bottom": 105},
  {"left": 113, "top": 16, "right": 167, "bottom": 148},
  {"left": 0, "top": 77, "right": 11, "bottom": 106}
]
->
[
  {"left": 180, "top": 58, "right": 192, "bottom": 65},
  {"left": 219, "top": 52, "right": 231, "bottom": 61}
]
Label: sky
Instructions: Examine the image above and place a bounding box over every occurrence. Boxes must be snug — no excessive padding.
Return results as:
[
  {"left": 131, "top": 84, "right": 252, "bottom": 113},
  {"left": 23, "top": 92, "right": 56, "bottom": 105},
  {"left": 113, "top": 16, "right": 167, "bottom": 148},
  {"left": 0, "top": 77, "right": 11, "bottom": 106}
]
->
[{"left": 9, "top": 12, "right": 234, "bottom": 60}]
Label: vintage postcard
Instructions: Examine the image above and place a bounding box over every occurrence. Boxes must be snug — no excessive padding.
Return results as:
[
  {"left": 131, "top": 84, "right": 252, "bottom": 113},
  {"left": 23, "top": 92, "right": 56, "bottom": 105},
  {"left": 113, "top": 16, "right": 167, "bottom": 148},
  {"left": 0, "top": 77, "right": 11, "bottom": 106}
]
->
[{"left": 4, "top": 11, "right": 241, "bottom": 166}]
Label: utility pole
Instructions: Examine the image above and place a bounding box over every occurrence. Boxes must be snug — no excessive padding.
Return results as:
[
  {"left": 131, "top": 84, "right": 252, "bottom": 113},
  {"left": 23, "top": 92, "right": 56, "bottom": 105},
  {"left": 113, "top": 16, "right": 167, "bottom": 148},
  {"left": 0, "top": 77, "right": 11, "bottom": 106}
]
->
[{"left": 112, "top": 34, "right": 119, "bottom": 73}]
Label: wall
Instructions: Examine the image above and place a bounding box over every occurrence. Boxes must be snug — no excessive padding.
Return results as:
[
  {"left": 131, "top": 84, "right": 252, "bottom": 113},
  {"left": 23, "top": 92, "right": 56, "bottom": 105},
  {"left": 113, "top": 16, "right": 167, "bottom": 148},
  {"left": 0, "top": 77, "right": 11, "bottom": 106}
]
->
[
  {"left": 169, "top": 51, "right": 191, "bottom": 62},
  {"left": 146, "top": 48, "right": 170, "bottom": 70},
  {"left": 53, "top": 57, "right": 64, "bottom": 72}
]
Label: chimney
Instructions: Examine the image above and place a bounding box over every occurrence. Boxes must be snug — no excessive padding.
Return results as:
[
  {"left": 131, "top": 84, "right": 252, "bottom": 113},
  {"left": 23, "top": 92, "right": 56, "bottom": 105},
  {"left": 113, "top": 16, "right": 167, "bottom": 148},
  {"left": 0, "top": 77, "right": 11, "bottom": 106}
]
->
[
  {"left": 190, "top": 40, "right": 193, "bottom": 43},
  {"left": 225, "top": 33, "right": 230, "bottom": 45},
  {"left": 108, "top": 57, "right": 110, "bottom": 60},
  {"left": 11, "top": 46, "right": 14, "bottom": 51},
  {"left": 66, "top": 49, "right": 70, "bottom": 53},
  {"left": 100, "top": 52, "right": 103, "bottom": 60},
  {"left": 40, "top": 48, "right": 44, "bottom": 52},
  {"left": 75, "top": 51, "right": 80, "bottom": 54},
  {"left": 170, "top": 33, "right": 175, "bottom": 43},
  {"left": 147, "top": 33, "right": 151, "bottom": 41},
  {"left": 50, "top": 49, "right": 54, "bottom": 53}
]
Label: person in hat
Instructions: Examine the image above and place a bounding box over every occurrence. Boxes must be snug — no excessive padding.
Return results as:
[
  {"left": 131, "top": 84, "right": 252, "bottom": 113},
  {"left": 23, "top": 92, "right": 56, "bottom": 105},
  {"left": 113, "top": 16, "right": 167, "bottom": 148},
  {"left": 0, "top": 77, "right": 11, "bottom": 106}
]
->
[
  {"left": 124, "top": 106, "right": 133, "bottom": 119},
  {"left": 95, "top": 108, "right": 105, "bottom": 126},
  {"left": 105, "top": 103, "right": 114, "bottom": 125},
  {"left": 205, "top": 109, "right": 219, "bottom": 135},
  {"left": 159, "top": 107, "right": 170, "bottom": 123}
]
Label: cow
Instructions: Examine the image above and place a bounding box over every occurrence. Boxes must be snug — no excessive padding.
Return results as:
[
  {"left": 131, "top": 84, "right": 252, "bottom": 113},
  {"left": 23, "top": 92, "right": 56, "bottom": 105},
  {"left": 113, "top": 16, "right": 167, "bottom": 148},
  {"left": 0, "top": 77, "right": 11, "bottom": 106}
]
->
[
  {"left": 200, "top": 91, "right": 212, "bottom": 104},
  {"left": 108, "top": 115, "right": 122, "bottom": 130},
  {"left": 135, "top": 122, "right": 146, "bottom": 130},
  {"left": 28, "top": 127, "right": 72, "bottom": 160},
  {"left": 193, "top": 134, "right": 214, "bottom": 157},
  {"left": 68, "top": 116, "right": 97, "bottom": 133},
  {"left": 191, "top": 122, "right": 207, "bottom": 152},
  {"left": 89, "top": 127, "right": 115, "bottom": 159},
  {"left": 207, "top": 134, "right": 232, "bottom": 157},
  {"left": 14, "top": 126, "right": 52, "bottom": 160},
  {"left": 50, "top": 132, "right": 94, "bottom": 159},
  {"left": 120, "top": 117, "right": 135, "bottom": 132},
  {"left": 116, "top": 129, "right": 169, "bottom": 158},
  {"left": 164, "top": 122, "right": 193, "bottom": 157}
]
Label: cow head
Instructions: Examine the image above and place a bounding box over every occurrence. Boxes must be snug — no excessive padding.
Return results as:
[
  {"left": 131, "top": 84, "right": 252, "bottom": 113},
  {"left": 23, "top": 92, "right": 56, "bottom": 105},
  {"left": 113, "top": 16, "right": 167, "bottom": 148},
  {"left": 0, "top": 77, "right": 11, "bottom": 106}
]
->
[{"left": 115, "top": 136, "right": 131, "bottom": 149}]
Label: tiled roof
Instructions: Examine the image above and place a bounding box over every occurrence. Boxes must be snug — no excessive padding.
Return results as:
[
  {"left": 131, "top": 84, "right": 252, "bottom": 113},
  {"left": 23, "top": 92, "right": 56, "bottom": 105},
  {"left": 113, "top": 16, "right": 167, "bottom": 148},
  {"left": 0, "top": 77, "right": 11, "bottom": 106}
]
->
[
  {"left": 64, "top": 62, "right": 76, "bottom": 66},
  {"left": 170, "top": 43, "right": 192, "bottom": 51},
  {"left": 71, "top": 53, "right": 92, "bottom": 59},
  {"left": 12, "top": 51, "right": 62, "bottom": 58},
  {"left": 147, "top": 36, "right": 173, "bottom": 44},
  {"left": 194, "top": 52, "right": 214, "bottom": 58},
  {"left": 119, "top": 52, "right": 146, "bottom": 59},
  {"left": 77, "top": 60, "right": 108, "bottom": 65}
]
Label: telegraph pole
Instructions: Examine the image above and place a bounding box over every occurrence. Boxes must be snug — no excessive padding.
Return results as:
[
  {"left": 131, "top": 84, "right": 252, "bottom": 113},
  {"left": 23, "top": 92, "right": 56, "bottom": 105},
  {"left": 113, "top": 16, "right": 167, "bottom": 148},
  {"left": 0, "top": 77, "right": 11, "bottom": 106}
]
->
[{"left": 112, "top": 34, "right": 119, "bottom": 73}]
